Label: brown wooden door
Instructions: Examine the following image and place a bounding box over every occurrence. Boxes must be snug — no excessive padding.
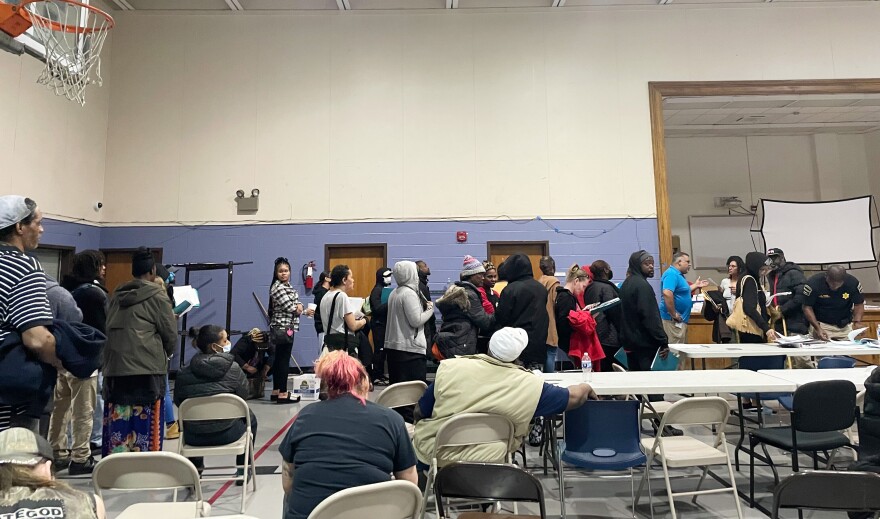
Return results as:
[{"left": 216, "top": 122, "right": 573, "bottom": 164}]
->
[
  {"left": 324, "top": 245, "right": 388, "bottom": 300},
  {"left": 102, "top": 249, "right": 163, "bottom": 295},
  {"left": 487, "top": 242, "right": 549, "bottom": 287}
]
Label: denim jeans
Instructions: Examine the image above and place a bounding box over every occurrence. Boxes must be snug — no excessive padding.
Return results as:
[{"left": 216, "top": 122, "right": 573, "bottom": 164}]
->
[{"left": 544, "top": 346, "right": 558, "bottom": 373}]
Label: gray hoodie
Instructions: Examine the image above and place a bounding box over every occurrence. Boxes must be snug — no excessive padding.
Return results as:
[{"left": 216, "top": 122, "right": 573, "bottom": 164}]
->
[
  {"left": 46, "top": 275, "right": 83, "bottom": 323},
  {"left": 385, "top": 261, "right": 434, "bottom": 355}
]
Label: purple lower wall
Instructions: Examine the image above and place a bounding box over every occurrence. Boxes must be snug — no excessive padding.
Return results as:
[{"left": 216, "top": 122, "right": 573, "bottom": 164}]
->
[{"left": 43, "top": 217, "right": 659, "bottom": 367}]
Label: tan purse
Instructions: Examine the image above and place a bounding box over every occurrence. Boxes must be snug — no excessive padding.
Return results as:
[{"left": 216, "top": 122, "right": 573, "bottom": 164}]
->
[{"left": 725, "top": 275, "right": 764, "bottom": 336}]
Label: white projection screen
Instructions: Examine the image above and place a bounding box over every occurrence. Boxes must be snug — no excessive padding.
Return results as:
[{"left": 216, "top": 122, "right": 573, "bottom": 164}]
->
[{"left": 760, "top": 197, "right": 877, "bottom": 265}]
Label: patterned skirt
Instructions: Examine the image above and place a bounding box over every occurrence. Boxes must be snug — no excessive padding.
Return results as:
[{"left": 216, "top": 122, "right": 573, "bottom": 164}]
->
[{"left": 102, "top": 398, "right": 164, "bottom": 457}]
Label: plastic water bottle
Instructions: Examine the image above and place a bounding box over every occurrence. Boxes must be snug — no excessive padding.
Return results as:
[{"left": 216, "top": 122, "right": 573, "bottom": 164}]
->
[{"left": 581, "top": 352, "right": 593, "bottom": 383}]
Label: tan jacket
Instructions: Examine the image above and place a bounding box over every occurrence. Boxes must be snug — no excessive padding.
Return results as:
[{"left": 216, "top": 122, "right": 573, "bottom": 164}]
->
[
  {"left": 539, "top": 275, "right": 560, "bottom": 347},
  {"left": 413, "top": 354, "right": 544, "bottom": 465}
]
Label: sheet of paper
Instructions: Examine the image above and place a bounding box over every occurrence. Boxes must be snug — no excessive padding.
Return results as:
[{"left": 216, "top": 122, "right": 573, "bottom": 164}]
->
[
  {"left": 848, "top": 327, "right": 868, "bottom": 342},
  {"left": 172, "top": 285, "right": 201, "bottom": 310}
]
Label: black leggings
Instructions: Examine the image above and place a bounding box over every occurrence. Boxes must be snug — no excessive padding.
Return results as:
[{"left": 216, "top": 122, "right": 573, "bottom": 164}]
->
[
  {"left": 184, "top": 411, "right": 258, "bottom": 467},
  {"left": 272, "top": 339, "right": 294, "bottom": 392}
]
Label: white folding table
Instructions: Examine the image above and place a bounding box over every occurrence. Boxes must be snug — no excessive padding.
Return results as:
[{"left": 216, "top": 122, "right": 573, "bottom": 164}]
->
[
  {"left": 669, "top": 343, "right": 880, "bottom": 370},
  {"left": 542, "top": 369, "right": 797, "bottom": 396},
  {"left": 758, "top": 366, "right": 876, "bottom": 391}
]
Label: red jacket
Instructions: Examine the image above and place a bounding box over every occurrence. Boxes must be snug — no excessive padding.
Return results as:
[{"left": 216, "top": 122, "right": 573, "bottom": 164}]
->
[{"left": 566, "top": 309, "right": 605, "bottom": 369}]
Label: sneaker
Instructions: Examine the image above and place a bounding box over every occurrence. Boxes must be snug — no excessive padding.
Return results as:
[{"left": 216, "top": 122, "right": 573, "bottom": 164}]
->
[
  {"left": 235, "top": 468, "right": 245, "bottom": 487},
  {"left": 53, "top": 457, "right": 71, "bottom": 471},
  {"left": 89, "top": 442, "right": 101, "bottom": 456},
  {"left": 166, "top": 421, "right": 180, "bottom": 440},
  {"left": 373, "top": 377, "right": 390, "bottom": 387},
  {"left": 661, "top": 426, "right": 684, "bottom": 437},
  {"left": 68, "top": 457, "right": 97, "bottom": 476}
]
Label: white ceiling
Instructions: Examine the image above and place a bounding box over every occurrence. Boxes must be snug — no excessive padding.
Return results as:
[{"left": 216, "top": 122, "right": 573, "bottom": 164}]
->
[
  {"left": 663, "top": 94, "right": 880, "bottom": 138},
  {"left": 102, "top": 0, "right": 875, "bottom": 10}
]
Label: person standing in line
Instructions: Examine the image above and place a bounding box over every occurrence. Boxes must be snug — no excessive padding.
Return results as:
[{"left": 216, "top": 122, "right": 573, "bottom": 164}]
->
[
  {"left": 415, "top": 260, "right": 437, "bottom": 349},
  {"left": 555, "top": 264, "right": 591, "bottom": 362},
  {"left": 719, "top": 256, "right": 745, "bottom": 312},
  {"left": 536, "top": 256, "right": 561, "bottom": 373},
  {"left": 618, "top": 251, "right": 668, "bottom": 376},
  {"left": 434, "top": 256, "right": 494, "bottom": 360},
  {"left": 368, "top": 268, "right": 392, "bottom": 386},
  {"left": 584, "top": 260, "right": 623, "bottom": 372},
  {"left": 766, "top": 248, "right": 808, "bottom": 336},
  {"left": 803, "top": 265, "right": 865, "bottom": 341},
  {"left": 0, "top": 196, "right": 59, "bottom": 434},
  {"left": 385, "top": 261, "right": 434, "bottom": 384},
  {"left": 494, "top": 253, "right": 549, "bottom": 371},
  {"left": 312, "top": 271, "right": 330, "bottom": 345},
  {"left": 45, "top": 274, "right": 98, "bottom": 475},
  {"left": 320, "top": 265, "right": 367, "bottom": 356},
  {"left": 61, "top": 250, "right": 108, "bottom": 455},
  {"left": 479, "top": 261, "right": 500, "bottom": 313},
  {"left": 734, "top": 251, "right": 779, "bottom": 344},
  {"left": 102, "top": 247, "right": 177, "bottom": 455},
  {"left": 659, "top": 252, "right": 707, "bottom": 344},
  {"left": 268, "top": 257, "right": 304, "bottom": 404}
]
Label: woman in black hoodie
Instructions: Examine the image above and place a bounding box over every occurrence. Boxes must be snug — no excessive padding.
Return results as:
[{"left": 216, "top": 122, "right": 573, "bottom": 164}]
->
[
  {"left": 584, "top": 260, "right": 622, "bottom": 372},
  {"left": 736, "top": 252, "right": 778, "bottom": 343},
  {"left": 368, "top": 268, "right": 392, "bottom": 385},
  {"left": 174, "top": 325, "right": 256, "bottom": 474}
]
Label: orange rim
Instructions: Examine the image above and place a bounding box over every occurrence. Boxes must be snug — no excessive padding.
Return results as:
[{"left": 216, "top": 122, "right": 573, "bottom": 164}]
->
[{"left": 15, "top": 0, "right": 114, "bottom": 34}]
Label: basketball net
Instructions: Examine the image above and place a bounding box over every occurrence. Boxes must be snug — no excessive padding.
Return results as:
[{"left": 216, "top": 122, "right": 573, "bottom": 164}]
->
[{"left": 21, "top": 0, "right": 113, "bottom": 106}]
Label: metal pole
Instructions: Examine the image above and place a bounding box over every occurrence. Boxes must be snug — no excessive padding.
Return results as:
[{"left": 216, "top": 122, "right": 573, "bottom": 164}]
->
[{"left": 226, "top": 261, "right": 234, "bottom": 333}]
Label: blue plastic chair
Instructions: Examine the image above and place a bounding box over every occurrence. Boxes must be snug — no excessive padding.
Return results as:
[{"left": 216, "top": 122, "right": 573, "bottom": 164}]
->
[
  {"left": 557, "top": 399, "right": 651, "bottom": 519},
  {"left": 778, "top": 356, "right": 858, "bottom": 410}
]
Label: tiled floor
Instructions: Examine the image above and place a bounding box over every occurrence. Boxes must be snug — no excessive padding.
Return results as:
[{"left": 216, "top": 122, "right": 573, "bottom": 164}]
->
[{"left": 57, "top": 390, "right": 859, "bottom": 519}]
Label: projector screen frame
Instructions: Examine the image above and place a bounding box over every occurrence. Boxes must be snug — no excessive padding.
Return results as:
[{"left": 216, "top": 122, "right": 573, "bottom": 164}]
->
[{"left": 756, "top": 195, "right": 880, "bottom": 268}]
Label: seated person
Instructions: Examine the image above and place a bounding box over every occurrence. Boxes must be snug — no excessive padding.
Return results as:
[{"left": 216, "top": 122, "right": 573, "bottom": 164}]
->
[
  {"left": 0, "top": 427, "right": 105, "bottom": 519},
  {"left": 229, "top": 328, "right": 273, "bottom": 399},
  {"left": 413, "top": 327, "right": 596, "bottom": 466},
  {"left": 174, "top": 325, "right": 257, "bottom": 479},
  {"left": 279, "top": 351, "right": 417, "bottom": 519}
]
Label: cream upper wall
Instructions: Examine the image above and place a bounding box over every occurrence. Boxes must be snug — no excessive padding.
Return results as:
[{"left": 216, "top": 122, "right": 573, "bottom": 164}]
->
[
  {"left": 0, "top": 46, "right": 111, "bottom": 222},
  {"left": 101, "top": 4, "right": 880, "bottom": 224}
]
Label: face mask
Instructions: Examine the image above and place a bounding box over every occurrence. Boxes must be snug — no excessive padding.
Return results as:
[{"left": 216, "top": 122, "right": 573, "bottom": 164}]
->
[
  {"left": 212, "top": 341, "right": 232, "bottom": 353},
  {"left": 382, "top": 272, "right": 392, "bottom": 286}
]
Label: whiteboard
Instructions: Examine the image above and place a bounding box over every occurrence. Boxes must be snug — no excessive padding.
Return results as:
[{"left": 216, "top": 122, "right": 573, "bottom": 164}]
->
[{"left": 688, "top": 215, "right": 759, "bottom": 270}]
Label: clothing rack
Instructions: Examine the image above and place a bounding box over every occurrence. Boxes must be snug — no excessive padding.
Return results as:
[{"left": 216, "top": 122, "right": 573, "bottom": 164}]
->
[{"left": 169, "top": 261, "right": 253, "bottom": 369}]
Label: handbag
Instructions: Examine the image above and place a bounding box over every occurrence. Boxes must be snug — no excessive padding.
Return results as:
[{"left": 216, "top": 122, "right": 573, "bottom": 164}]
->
[
  {"left": 270, "top": 325, "right": 294, "bottom": 346},
  {"left": 322, "top": 292, "right": 359, "bottom": 356},
  {"left": 725, "top": 275, "right": 764, "bottom": 336}
]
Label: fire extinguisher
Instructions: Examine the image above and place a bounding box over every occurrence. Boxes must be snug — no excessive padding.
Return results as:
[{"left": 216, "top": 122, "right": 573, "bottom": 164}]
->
[{"left": 302, "top": 261, "right": 316, "bottom": 290}]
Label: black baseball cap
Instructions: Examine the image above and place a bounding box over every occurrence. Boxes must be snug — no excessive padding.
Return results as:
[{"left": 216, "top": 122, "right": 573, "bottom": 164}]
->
[{"left": 766, "top": 248, "right": 784, "bottom": 257}]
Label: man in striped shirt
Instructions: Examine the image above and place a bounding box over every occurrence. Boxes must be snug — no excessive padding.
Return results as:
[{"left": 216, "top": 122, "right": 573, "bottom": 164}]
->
[{"left": 0, "top": 196, "right": 60, "bottom": 433}]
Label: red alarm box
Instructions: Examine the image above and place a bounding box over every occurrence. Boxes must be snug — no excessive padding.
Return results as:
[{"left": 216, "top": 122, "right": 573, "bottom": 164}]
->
[{"left": 456, "top": 231, "right": 468, "bottom": 243}]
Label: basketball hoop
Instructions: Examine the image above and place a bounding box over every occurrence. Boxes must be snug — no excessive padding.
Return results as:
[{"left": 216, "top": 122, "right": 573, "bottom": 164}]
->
[{"left": 0, "top": 0, "right": 113, "bottom": 106}]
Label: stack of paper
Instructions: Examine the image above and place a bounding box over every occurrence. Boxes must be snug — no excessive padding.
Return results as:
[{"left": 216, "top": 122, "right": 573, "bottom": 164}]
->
[{"left": 172, "top": 285, "right": 201, "bottom": 316}]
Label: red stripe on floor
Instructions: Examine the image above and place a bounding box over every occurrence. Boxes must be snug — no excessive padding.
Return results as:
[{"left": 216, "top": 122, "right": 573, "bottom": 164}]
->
[{"left": 207, "top": 414, "right": 297, "bottom": 505}]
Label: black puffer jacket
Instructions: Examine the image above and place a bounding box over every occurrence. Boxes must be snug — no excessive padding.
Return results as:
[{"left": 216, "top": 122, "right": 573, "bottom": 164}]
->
[
  {"left": 495, "top": 254, "right": 549, "bottom": 366},
  {"left": 860, "top": 368, "right": 880, "bottom": 458},
  {"left": 619, "top": 252, "right": 667, "bottom": 351},
  {"left": 174, "top": 352, "right": 249, "bottom": 435},
  {"left": 436, "top": 282, "right": 494, "bottom": 359},
  {"left": 583, "top": 279, "right": 621, "bottom": 356},
  {"left": 767, "top": 262, "right": 808, "bottom": 334}
]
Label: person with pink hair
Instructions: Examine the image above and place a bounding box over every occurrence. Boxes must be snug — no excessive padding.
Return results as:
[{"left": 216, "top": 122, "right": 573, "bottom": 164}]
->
[{"left": 279, "top": 351, "right": 417, "bottom": 519}]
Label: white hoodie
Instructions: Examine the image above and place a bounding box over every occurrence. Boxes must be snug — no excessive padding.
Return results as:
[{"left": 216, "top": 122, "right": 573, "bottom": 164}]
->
[{"left": 385, "top": 261, "right": 434, "bottom": 354}]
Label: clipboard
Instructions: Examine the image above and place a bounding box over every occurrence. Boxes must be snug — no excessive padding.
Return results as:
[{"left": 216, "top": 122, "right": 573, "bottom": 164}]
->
[{"left": 613, "top": 347, "right": 629, "bottom": 369}]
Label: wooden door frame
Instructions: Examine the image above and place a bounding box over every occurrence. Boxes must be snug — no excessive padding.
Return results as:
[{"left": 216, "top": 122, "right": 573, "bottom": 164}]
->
[
  {"left": 485, "top": 240, "right": 550, "bottom": 259},
  {"left": 649, "top": 79, "right": 880, "bottom": 270},
  {"left": 33, "top": 244, "right": 76, "bottom": 279},
  {"left": 324, "top": 243, "right": 388, "bottom": 272}
]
